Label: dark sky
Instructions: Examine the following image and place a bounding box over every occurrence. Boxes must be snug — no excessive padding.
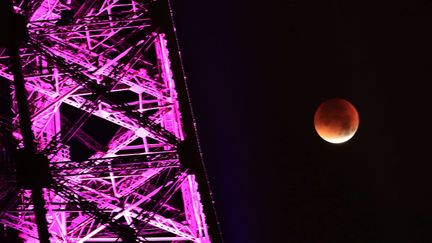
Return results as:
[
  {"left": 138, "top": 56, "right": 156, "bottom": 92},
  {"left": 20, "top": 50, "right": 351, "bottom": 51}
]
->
[{"left": 172, "top": 1, "right": 432, "bottom": 243}]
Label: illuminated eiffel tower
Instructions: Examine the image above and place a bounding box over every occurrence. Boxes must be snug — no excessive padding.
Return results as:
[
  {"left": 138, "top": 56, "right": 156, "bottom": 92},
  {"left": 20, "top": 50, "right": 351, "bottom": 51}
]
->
[{"left": 0, "top": 0, "right": 221, "bottom": 242}]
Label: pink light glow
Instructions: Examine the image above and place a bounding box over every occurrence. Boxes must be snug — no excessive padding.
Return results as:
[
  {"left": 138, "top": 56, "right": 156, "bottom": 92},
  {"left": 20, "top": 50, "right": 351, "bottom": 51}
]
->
[{"left": 0, "top": 1, "right": 212, "bottom": 242}]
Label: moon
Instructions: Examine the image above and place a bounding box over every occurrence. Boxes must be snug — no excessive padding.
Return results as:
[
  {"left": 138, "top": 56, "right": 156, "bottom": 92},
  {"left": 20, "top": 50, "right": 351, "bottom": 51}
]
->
[{"left": 314, "top": 98, "right": 359, "bottom": 144}]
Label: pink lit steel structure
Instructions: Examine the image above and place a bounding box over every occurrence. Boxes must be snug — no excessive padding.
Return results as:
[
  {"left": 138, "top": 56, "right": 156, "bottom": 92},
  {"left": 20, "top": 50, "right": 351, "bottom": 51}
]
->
[{"left": 0, "top": 0, "right": 219, "bottom": 242}]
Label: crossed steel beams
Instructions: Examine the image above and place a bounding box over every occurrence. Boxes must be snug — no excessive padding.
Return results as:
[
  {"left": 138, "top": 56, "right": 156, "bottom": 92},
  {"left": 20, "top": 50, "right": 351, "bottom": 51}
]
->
[
  {"left": 0, "top": 0, "right": 210, "bottom": 242},
  {"left": 1, "top": 169, "right": 198, "bottom": 242}
]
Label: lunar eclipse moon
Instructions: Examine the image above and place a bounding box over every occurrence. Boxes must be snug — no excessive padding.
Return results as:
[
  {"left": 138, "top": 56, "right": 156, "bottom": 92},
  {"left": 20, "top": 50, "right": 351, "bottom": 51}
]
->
[{"left": 314, "top": 98, "right": 359, "bottom": 144}]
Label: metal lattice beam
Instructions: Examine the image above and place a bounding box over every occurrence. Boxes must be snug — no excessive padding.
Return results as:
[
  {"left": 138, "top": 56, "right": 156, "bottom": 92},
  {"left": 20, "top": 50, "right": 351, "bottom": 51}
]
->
[{"left": 0, "top": 1, "right": 213, "bottom": 242}]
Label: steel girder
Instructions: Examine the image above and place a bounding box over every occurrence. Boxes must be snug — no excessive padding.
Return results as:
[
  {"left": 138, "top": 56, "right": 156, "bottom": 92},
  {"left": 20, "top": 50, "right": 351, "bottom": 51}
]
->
[{"left": 0, "top": 0, "right": 211, "bottom": 242}]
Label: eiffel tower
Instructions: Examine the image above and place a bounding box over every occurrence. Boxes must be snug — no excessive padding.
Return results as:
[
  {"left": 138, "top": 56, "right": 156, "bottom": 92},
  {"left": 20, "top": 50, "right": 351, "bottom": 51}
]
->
[{"left": 0, "top": 0, "right": 221, "bottom": 242}]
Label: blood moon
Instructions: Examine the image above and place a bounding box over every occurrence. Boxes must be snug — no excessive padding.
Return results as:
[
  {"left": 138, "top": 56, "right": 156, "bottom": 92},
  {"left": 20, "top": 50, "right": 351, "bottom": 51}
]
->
[{"left": 314, "top": 98, "right": 359, "bottom": 144}]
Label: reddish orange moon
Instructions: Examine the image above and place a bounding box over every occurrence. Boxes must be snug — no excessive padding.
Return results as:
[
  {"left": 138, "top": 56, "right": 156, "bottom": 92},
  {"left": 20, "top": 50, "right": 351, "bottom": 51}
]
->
[{"left": 314, "top": 98, "right": 359, "bottom": 144}]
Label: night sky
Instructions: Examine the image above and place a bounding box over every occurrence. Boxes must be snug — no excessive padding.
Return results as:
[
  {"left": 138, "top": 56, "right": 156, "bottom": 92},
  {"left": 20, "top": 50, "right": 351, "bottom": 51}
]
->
[{"left": 172, "top": 1, "right": 432, "bottom": 243}]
